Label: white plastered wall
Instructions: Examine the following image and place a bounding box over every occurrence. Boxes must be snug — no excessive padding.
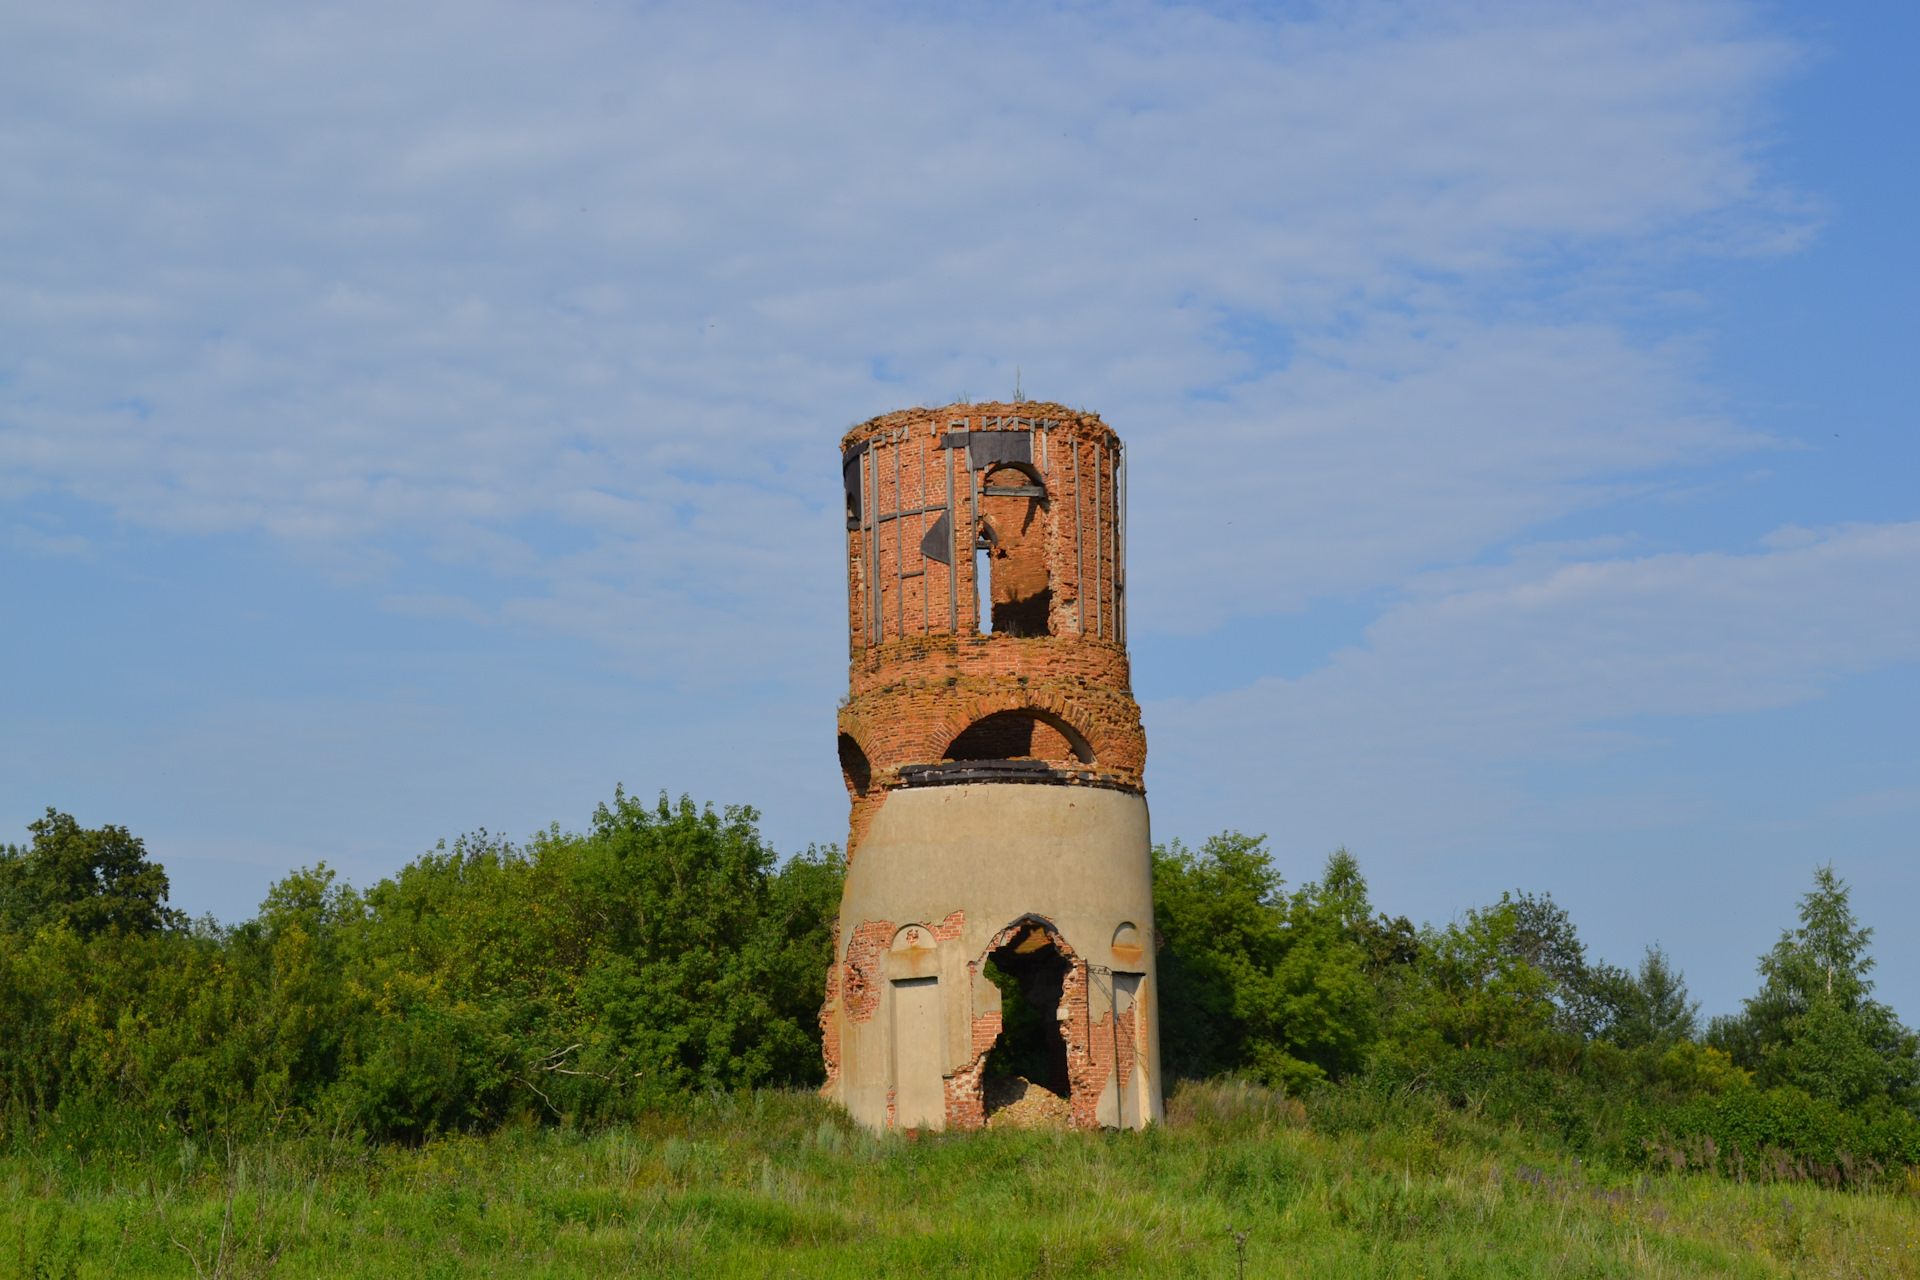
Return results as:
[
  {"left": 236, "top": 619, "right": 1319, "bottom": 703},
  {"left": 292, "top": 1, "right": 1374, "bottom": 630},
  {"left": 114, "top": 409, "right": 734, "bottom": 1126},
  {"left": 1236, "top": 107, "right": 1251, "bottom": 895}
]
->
[{"left": 829, "top": 783, "right": 1162, "bottom": 1131}]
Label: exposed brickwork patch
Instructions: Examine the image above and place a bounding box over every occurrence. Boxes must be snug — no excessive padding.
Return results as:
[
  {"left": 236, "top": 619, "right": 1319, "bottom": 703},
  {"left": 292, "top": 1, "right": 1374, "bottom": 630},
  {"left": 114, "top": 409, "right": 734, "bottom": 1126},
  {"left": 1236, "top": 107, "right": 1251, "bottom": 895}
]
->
[
  {"left": 840, "top": 919, "right": 893, "bottom": 1025},
  {"left": 817, "top": 951, "right": 843, "bottom": 1094},
  {"left": 937, "top": 916, "right": 1117, "bottom": 1132}
]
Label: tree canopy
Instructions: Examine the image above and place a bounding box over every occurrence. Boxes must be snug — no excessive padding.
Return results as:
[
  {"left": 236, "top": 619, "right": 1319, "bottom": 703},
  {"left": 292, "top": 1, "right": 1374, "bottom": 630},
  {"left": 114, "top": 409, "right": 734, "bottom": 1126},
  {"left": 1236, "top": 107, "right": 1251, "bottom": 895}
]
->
[
  {"left": 0, "top": 808, "right": 182, "bottom": 937},
  {"left": 1, "top": 803, "right": 1914, "bottom": 1181}
]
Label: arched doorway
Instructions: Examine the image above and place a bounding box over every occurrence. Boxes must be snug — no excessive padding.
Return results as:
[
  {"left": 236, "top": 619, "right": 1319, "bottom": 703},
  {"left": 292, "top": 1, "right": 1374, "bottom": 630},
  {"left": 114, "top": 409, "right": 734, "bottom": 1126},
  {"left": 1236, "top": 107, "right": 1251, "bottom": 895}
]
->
[{"left": 982, "top": 920, "right": 1073, "bottom": 1109}]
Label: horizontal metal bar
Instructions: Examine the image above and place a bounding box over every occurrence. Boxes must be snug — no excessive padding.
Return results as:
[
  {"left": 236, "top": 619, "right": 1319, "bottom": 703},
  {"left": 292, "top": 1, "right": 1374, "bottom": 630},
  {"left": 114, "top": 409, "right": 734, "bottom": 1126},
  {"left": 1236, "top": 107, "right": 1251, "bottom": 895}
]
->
[
  {"left": 875, "top": 503, "right": 950, "bottom": 524},
  {"left": 982, "top": 485, "right": 1045, "bottom": 497}
]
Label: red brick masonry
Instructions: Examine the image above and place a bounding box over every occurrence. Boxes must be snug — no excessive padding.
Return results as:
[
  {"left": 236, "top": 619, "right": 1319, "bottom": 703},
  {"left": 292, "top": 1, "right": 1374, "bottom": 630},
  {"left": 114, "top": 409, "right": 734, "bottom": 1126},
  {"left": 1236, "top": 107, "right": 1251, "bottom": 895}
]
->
[
  {"left": 838, "top": 402, "right": 1143, "bottom": 863},
  {"left": 825, "top": 403, "right": 1147, "bottom": 1131}
]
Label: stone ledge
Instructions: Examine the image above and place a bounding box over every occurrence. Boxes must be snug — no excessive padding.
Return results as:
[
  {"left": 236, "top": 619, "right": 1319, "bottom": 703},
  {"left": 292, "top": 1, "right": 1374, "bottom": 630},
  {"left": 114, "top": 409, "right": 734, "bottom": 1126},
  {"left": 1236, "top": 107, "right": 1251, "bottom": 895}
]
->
[{"left": 894, "top": 759, "right": 1141, "bottom": 793}]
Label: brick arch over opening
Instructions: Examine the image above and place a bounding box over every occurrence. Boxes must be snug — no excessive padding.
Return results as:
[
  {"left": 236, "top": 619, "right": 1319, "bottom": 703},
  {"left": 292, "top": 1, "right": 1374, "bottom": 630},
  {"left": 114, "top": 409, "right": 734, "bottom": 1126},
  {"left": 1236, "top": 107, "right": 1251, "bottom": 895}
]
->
[
  {"left": 982, "top": 460, "right": 1046, "bottom": 491},
  {"left": 984, "top": 913, "right": 1080, "bottom": 961},
  {"left": 929, "top": 693, "right": 1106, "bottom": 767},
  {"left": 837, "top": 733, "right": 872, "bottom": 799},
  {"left": 835, "top": 712, "right": 879, "bottom": 765},
  {"left": 942, "top": 706, "right": 1095, "bottom": 766}
]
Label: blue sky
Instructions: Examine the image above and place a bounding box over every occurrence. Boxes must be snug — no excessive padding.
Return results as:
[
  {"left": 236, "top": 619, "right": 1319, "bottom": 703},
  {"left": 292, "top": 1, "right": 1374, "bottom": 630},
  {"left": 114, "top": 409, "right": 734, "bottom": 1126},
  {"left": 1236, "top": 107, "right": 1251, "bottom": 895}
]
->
[{"left": 2, "top": 0, "right": 1915, "bottom": 1021}]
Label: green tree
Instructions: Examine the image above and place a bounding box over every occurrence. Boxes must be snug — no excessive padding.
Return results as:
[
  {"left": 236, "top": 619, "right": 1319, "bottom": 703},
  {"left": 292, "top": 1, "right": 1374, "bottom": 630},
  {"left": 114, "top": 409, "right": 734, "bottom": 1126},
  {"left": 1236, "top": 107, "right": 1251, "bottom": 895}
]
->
[
  {"left": 1395, "top": 889, "right": 1697, "bottom": 1054},
  {"left": 0, "top": 809, "right": 182, "bottom": 937},
  {"left": 1389, "top": 896, "right": 1559, "bottom": 1057},
  {"left": 0, "top": 789, "right": 844, "bottom": 1143},
  {"left": 1589, "top": 947, "right": 1699, "bottom": 1049},
  {"left": 1153, "top": 835, "right": 1409, "bottom": 1089},
  {"left": 562, "top": 790, "right": 830, "bottom": 1099},
  {"left": 1247, "top": 851, "right": 1393, "bottom": 1089},
  {"left": 1708, "top": 864, "right": 1918, "bottom": 1109},
  {"left": 1152, "top": 832, "right": 1284, "bottom": 1079},
  {"left": 327, "top": 790, "right": 845, "bottom": 1136}
]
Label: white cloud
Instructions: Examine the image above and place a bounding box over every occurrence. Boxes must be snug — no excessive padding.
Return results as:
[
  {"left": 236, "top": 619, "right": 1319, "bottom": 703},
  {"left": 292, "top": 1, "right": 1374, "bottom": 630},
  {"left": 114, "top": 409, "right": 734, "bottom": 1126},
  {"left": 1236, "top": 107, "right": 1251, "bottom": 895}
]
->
[
  {"left": 8, "top": 523, "right": 89, "bottom": 557},
  {"left": 1147, "top": 521, "right": 1920, "bottom": 836},
  {"left": 0, "top": 0, "right": 1801, "bottom": 669},
  {"left": 9, "top": 0, "right": 1916, "bottom": 1014},
  {"left": 1133, "top": 319, "right": 1758, "bottom": 631}
]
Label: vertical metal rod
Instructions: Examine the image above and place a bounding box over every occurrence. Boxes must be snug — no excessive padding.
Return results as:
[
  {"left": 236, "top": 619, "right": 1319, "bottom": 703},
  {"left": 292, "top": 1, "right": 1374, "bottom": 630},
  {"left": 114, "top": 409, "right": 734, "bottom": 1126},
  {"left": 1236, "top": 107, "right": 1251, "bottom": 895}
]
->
[
  {"left": 878, "top": 437, "right": 889, "bottom": 642},
  {"left": 946, "top": 434, "right": 957, "bottom": 634},
  {"left": 1117, "top": 447, "right": 1127, "bottom": 647},
  {"left": 1105, "top": 443, "right": 1114, "bottom": 643},
  {"left": 1098, "top": 441, "right": 1113, "bottom": 640},
  {"left": 852, "top": 452, "right": 860, "bottom": 656},
  {"left": 869, "top": 443, "right": 882, "bottom": 644},
  {"left": 861, "top": 446, "right": 873, "bottom": 647},
  {"left": 894, "top": 430, "right": 904, "bottom": 642},
  {"left": 861, "top": 445, "right": 871, "bottom": 646},
  {"left": 1073, "top": 434, "right": 1084, "bottom": 636},
  {"left": 852, "top": 498, "right": 860, "bottom": 660},
  {"left": 866, "top": 443, "right": 876, "bottom": 645},
  {"left": 919, "top": 432, "right": 929, "bottom": 636},
  {"left": 1107, "top": 444, "right": 1115, "bottom": 643},
  {"left": 967, "top": 434, "right": 980, "bottom": 634}
]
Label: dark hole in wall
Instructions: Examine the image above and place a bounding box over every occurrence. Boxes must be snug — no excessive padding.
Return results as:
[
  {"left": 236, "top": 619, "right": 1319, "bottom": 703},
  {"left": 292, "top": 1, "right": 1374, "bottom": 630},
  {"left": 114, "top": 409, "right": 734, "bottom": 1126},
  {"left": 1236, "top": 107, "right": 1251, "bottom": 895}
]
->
[
  {"left": 838, "top": 733, "right": 871, "bottom": 798},
  {"left": 945, "top": 710, "right": 1093, "bottom": 764},
  {"left": 947, "top": 711, "right": 1034, "bottom": 761},
  {"left": 980, "top": 466, "right": 1050, "bottom": 637},
  {"left": 984, "top": 930, "right": 1071, "bottom": 1098},
  {"left": 842, "top": 447, "right": 865, "bottom": 530},
  {"left": 993, "top": 589, "right": 1052, "bottom": 637}
]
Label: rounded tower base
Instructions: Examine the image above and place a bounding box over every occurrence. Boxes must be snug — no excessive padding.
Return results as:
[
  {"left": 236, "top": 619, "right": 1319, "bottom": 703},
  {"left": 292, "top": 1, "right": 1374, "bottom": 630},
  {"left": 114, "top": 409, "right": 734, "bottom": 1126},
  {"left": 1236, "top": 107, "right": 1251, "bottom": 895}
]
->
[{"left": 820, "top": 783, "right": 1162, "bottom": 1132}]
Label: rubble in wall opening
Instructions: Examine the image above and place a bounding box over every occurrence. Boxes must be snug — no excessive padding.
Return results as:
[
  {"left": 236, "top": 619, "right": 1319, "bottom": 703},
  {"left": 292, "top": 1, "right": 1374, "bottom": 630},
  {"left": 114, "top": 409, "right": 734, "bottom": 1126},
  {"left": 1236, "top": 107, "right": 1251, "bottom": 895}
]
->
[{"left": 983, "top": 1076, "right": 1072, "bottom": 1130}]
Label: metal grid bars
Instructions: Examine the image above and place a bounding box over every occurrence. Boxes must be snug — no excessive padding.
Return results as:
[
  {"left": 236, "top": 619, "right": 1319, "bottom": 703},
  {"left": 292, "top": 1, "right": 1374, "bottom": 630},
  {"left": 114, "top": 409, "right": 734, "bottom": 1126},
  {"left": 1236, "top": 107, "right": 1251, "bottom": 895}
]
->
[
  {"left": 851, "top": 419, "right": 964, "bottom": 650},
  {"left": 845, "top": 414, "right": 1120, "bottom": 650},
  {"left": 1063, "top": 430, "right": 1124, "bottom": 642}
]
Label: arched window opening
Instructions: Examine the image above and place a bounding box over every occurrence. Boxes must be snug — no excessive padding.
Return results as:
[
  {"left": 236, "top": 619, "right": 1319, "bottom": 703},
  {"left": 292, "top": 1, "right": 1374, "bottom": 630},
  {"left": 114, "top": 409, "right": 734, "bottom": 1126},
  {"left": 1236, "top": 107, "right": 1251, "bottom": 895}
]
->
[
  {"left": 983, "top": 923, "right": 1073, "bottom": 1115},
  {"left": 838, "top": 733, "right": 872, "bottom": 799},
  {"left": 979, "top": 465, "right": 1051, "bottom": 637},
  {"left": 944, "top": 710, "right": 1094, "bottom": 765},
  {"left": 980, "top": 461, "right": 1046, "bottom": 496}
]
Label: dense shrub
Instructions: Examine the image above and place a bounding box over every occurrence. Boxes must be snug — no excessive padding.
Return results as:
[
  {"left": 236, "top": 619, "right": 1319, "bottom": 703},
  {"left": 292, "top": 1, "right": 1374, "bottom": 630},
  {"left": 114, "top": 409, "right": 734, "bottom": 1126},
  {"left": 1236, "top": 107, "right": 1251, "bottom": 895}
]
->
[
  {"left": 0, "top": 791, "right": 840, "bottom": 1143},
  {"left": 1150, "top": 833, "right": 1919, "bottom": 1186},
  {"left": 3, "top": 802, "right": 1914, "bottom": 1189}
]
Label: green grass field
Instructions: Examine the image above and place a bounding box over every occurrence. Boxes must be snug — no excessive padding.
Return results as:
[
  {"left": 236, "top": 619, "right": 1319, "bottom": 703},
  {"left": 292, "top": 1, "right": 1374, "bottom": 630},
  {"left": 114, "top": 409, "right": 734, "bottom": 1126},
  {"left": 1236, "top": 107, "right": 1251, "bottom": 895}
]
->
[{"left": 4, "top": 1083, "right": 1917, "bottom": 1278}]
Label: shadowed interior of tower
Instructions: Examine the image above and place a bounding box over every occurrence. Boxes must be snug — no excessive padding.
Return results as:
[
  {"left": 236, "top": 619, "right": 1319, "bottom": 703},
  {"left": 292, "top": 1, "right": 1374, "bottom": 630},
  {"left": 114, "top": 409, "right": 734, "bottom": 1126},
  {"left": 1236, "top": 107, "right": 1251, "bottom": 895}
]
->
[
  {"left": 983, "top": 926, "right": 1072, "bottom": 1100},
  {"left": 943, "top": 710, "right": 1093, "bottom": 764}
]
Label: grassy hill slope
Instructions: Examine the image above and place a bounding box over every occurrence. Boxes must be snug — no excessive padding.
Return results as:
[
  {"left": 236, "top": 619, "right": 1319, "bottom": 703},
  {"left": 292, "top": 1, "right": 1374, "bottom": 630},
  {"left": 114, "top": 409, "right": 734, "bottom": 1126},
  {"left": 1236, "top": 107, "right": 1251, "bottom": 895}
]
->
[{"left": 5, "top": 1083, "right": 1916, "bottom": 1279}]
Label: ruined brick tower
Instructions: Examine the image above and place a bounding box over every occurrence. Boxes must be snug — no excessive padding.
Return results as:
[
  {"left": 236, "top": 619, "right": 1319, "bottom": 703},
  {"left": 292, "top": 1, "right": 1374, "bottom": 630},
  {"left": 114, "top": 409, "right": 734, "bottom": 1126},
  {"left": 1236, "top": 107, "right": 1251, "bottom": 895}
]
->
[{"left": 819, "top": 402, "right": 1161, "bottom": 1132}]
